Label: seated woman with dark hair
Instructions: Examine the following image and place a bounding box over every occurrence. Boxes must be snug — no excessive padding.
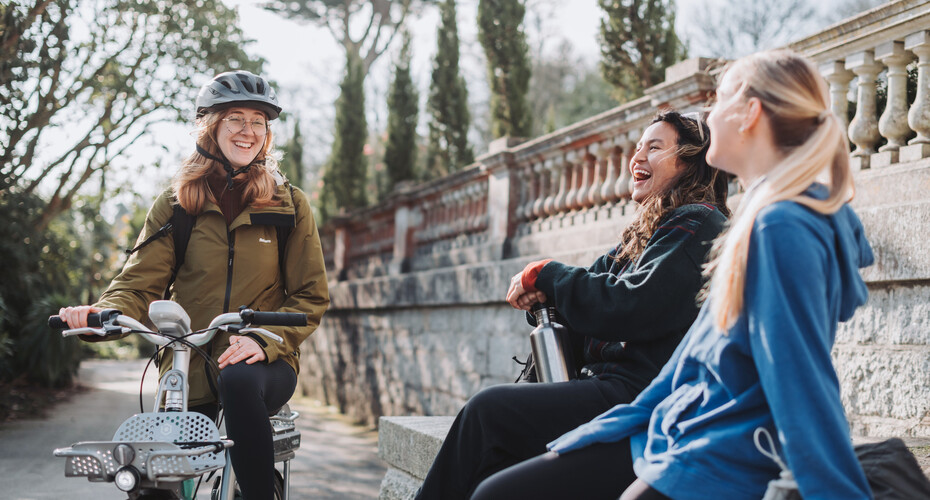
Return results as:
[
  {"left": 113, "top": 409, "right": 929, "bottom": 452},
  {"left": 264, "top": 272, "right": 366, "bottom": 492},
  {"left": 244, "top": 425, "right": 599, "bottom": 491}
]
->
[
  {"left": 415, "top": 110, "right": 731, "bottom": 500},
  {"left": 471, "top": 49, "right": 876, "bottom": 500}
]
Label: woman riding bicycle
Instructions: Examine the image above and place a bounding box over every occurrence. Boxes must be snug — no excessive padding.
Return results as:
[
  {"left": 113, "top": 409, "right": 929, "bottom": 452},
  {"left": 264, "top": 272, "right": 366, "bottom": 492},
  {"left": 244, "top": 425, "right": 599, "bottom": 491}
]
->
[{"left": 58, "top": 70, "right": 330, "bottom": 500}]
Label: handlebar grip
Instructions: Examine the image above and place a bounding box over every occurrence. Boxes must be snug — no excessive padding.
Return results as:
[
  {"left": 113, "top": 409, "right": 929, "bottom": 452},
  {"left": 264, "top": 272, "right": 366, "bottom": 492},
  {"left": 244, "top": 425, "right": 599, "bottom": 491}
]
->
[
  {"left": 48, "top": 313, "right": 102, "bottom": 329},
  {"left": 249, "top": 311, "right": 307, "bottom": 327}
]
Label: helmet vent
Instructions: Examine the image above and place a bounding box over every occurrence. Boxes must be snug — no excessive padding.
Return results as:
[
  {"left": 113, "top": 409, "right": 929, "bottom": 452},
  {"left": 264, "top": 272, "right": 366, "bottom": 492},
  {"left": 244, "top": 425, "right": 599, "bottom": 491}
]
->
[
  {"left": 237, "top": 74, "right": 254, "bottom": 93},
  {"left": 256, "top": 80, "right": 265, "bottom": 95}
]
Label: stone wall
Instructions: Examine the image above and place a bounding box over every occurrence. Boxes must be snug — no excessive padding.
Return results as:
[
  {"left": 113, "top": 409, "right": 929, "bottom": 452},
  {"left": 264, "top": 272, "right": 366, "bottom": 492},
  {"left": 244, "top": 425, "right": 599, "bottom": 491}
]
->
[
  {"left": 299, "top": 202, "right": 639, "bottom": 426},
  {"left": 298, "top": 1, "right": 930, "bottom": 437}
]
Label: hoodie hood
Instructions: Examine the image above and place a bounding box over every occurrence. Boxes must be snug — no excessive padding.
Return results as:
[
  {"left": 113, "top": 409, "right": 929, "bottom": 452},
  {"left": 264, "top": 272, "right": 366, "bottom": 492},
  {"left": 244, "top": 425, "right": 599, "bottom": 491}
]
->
[
  {"left": 830, "top": 203, "right": 874, "bottom": 321},
  {"left": 804, "top": 184, "right": 874, "bottom": 321}
]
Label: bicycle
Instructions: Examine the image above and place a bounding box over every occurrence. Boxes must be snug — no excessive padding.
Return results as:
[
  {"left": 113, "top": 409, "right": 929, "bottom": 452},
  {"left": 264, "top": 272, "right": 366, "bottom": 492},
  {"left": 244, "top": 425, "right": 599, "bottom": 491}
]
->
[{"left": 49, "top": 300, "right": 306, "bottom": 500}]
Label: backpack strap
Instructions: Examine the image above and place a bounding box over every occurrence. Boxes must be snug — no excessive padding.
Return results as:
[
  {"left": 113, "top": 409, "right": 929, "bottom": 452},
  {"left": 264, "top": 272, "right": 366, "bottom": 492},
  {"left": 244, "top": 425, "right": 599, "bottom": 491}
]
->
[
  {"left": 275, "top": 185, "right": 296, "bottom": 291},
  {"left": 165, "top": 203, "right": 196, "bottom": 300}
]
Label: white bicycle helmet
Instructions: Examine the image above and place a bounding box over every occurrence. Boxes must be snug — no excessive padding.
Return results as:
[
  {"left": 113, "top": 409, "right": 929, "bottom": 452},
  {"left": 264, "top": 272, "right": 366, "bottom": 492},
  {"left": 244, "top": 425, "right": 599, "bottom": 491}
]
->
[{"left": 195, "top": 70, "right": 282, "bottom": 119}]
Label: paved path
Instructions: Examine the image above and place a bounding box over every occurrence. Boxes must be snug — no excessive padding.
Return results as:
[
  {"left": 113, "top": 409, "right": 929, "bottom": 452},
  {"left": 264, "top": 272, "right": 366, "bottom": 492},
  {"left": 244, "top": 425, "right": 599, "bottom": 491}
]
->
[{"left": 0, "top": 359, "right": 385, "bottom": 500}]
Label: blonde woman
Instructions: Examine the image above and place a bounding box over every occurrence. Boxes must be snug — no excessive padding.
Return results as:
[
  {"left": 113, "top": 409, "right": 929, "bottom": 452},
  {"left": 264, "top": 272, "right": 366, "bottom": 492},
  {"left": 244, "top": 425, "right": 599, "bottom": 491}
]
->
[
  {"left": 59, "top": 70, "right": 330, "bottom": 500},
  {"left": 470, "top": 50, "right": 874, "bottom": 500}
]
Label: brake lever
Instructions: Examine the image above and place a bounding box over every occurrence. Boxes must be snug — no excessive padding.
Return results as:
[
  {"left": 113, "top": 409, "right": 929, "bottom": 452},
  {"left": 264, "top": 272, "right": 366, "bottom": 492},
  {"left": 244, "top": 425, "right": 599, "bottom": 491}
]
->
[
  {"left": 61, "top": 327, "right": 126, "bottom": 338},
  {"left": 239, "top": 327, "right": 284, "bottom": 343}
]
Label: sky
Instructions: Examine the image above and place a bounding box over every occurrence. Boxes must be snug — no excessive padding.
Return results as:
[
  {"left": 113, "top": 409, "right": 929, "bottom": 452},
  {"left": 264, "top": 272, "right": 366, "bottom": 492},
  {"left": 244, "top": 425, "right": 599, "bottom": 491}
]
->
[
  {"left": 119, "top": 0, "right": 869, "bottom": 203},
  {"left": 218, "top": 0, "right": 604, "bottom": 162}
]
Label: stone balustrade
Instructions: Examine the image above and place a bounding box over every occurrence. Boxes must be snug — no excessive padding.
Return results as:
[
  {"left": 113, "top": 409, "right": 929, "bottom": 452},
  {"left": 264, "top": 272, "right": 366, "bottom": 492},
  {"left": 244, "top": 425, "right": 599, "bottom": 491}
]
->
[
  {"left": 299, "top": 5, "right": 930, "bottom": 495},
  {"left": 791, "top": 0, "right": 930, "bottom": 169}
]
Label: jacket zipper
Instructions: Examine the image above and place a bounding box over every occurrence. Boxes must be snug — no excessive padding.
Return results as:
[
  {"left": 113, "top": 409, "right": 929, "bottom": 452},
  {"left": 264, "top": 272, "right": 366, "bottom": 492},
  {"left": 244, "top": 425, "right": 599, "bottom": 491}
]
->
[{"left": 224, "top": 230, "right": 235, "bottom": 312}]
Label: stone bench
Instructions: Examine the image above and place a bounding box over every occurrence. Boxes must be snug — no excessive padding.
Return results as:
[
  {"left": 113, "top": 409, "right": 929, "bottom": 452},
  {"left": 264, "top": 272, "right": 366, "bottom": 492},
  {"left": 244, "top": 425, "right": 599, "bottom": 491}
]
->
[
  {"left": 377, "top": 416, "right": 930, "bottom": 499},
  {"left": 378, "top": 416, "right": 455, "bottom": 500}
]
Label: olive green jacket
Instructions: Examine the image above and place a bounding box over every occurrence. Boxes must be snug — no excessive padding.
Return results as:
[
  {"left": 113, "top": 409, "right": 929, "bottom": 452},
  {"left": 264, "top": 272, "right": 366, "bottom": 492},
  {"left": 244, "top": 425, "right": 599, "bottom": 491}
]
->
[{"left": 94, "top": 181, "right": 330, "bottom": 406}]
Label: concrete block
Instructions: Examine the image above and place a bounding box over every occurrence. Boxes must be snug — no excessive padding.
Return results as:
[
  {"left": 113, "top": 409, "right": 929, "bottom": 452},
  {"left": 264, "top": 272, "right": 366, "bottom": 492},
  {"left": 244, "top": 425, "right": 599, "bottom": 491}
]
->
[
  {"left": 850, "top": 156, "right": 870, "bottom": 171},
  {"left": 856, "top": 202, "right": 930, "bottom": 283},
  {"left": 834, "top": 344, "right": 930, "bottom": 437},
  {"left": 379, "top": 468, "right": 419, "bottom": 500},
  {"left": 870, "top": 150, "right": 898, "bottom": 168},
  {"left": 900, "top": 143, "right": 930, "bottom": 163},
  {"left": 378, "top": 416, "right": 455, "bottom": 479},
  {"left": 837, "top": 283, "right": 930, "bottom": 345}
]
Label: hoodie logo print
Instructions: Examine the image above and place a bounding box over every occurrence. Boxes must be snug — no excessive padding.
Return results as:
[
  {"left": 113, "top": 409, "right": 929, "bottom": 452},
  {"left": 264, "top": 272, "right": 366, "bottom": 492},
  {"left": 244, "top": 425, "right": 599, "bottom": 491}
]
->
[{"left": 259, "top": 238, "right": 272, "bottom": 244}]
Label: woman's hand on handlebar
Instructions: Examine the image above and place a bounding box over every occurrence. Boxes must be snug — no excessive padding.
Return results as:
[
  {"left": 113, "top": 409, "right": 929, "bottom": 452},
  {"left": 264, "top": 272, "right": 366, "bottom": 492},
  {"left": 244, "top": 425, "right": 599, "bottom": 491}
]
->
[
  {"left": 218, "top": 335, "right": 266, "bottom": 369},
  {"left": 57, "top": 306, "right": 103, "bottom": 329},
  {"left": 506, "top": 273, "right": 547, "bottom": 311}
]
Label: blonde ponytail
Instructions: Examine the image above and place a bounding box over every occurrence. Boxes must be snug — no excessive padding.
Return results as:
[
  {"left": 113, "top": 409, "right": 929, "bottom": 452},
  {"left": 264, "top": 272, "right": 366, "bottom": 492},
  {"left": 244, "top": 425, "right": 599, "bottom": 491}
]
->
[{"left": 705, "top": 50, "right": 855, "bottom": 330}]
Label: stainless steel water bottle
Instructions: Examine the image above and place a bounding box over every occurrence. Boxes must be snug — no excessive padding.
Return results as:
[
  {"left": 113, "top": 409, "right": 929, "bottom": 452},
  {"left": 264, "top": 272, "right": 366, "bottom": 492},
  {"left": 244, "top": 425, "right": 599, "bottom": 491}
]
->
[{"left": 530, "top": 304, "right": 576, "bottom": 383}]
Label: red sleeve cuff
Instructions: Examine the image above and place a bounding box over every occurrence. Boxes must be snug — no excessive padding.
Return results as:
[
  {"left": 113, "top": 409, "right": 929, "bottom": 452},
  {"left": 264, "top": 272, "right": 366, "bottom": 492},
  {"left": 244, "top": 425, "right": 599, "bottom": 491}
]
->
[{"left": 521, "top": 259, "right": 553, "bottom": 293}]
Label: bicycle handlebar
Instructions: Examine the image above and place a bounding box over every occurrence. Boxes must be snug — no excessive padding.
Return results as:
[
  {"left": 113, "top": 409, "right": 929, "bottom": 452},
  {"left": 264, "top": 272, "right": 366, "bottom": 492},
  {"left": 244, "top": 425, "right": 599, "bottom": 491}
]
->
[
  {"left": 50, "top": 303, "right": 307, "bottom": 347},
  {"left": 48, "top": 314, "right": 99, "bottom": 329},
  {"left": 241, "top": 309, "right": 307, "bottom": 327}
]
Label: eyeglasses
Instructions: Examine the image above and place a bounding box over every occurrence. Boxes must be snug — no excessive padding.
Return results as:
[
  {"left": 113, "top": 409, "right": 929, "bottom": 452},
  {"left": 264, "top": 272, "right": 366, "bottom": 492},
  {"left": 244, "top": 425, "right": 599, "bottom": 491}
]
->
[{"left": 222, "top": 115, "right": 268, "bottom": 136}]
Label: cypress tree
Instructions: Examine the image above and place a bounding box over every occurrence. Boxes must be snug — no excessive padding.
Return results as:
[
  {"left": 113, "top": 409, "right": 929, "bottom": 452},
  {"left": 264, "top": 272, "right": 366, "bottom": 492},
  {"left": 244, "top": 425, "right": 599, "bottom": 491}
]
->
[
  {"left": 384, "top": 29, "right": 420, "bottom": 192},
  {"left": 598, "top": 0, "right": 684, "bottom": 102},
  {"left": 478, "top": 0, "right": 532, "bottom": 138},
  {"left": 321, "top": 53, "right": 368, "bottom": 218},
  {"left": 279, "top": 118, "right": 306, "bottom": 190},
  {"left": 425, "top": 0, "right": 474, "bottom": 178}
]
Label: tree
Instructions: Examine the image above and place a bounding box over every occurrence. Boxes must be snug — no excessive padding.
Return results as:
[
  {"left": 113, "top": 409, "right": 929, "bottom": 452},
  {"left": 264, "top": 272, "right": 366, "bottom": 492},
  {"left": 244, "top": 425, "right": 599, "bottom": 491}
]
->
[
  {"left": 528, "top": 39, "right": 615, "bottom": 136},
  {"left": 383, "top": 29, "right": 419, "bottom": 192},
  {"left": 425, "top": 0, "right": 474, "bottom": 178},
  {"left": 478, "top": 0, "right": 532, "bottom": 138},
  {"left": 678, "top": 0, "right": 818, "bottom": 58},
  {"left": 598, "top": 0, "right": 684, "bottom": 102},
  {"left": 321, "top": 53, "right": 368, "bottom": 219},
  {"left": 1, "top": 0, "right": 262, "bottom": 231},
  {"left": 279, "top": 118, "right": 307, "bottom": 190},
  {"left": 0, "top": 0, "right": 260, "bottom": 388},
  {"left": 262, "top": 0, "right": 433, "bottom": 80}
]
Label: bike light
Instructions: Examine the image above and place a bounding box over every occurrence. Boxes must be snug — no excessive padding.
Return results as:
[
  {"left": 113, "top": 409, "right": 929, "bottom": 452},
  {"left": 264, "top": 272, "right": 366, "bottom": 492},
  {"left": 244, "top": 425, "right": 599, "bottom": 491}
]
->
[
  {"left": 113, "top": 443, "right": 135, "bottom": 465},
  {"left": 114, "top": 466, "right": 140, "bottom": 492}
]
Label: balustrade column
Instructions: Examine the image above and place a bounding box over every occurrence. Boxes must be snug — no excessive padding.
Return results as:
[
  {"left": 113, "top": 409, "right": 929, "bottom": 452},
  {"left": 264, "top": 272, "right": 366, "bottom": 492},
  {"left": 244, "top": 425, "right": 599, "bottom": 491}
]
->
[
  {"left": 906, "top": 31, "right": 930, "bottom": 153},
  {"left": 543, "top": 157, "right": 562, "bottom": 216},
  {"left": 846, "top": 51, "right": 883, "bottom": 169},
  {"left": 821, "top": 61, "right": 855, "bottom": 130},
  {"left": 532, "top": 159, "right": 550, "bottom": 219},
  {"left": 601, "top": 142, "right": 622, "bottom": 204},
  {"left": 876, "top": 41, "right": 913, "bottom": 158},
  {"left": 550, "top": 154, "right": 570, "bottom": 215},
  {"left": 614, "top": 131, "right": 636, "bottom": 200},
  {"left": 468, "top": 184, "right": 482, "bottom": 231},
  {"left": 564, "top": 151, "right": 581, "bottom": 211},
  {"left": 333, "top": 225, "right": 348, "bottom": 279},
  {"left": 578, "top": 151, "right": 597, "bottom": 209},
  {"left": 517, "top": 163, "right": 535, "bottom": 222},
  {"left": 587, "top": 145, "right": 607, "bottom": 207},
  {"left": 476, "top": 182, "right": 490, "bottom": 230}
]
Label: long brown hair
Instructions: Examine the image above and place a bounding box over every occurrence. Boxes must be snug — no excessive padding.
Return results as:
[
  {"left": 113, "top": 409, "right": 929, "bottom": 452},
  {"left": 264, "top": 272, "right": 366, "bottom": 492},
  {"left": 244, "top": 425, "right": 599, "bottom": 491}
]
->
[
  {"left": 172, "top": 108, "right": 282, "bottom": 215},
  {"left": 616, "top": 110, "right": 730, "bottom": 264}
]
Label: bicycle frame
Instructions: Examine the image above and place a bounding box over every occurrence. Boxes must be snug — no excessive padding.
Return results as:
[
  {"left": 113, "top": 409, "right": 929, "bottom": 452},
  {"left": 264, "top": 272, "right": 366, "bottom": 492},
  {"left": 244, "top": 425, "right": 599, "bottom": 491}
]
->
[{"left": 51, "top": 300, "right": 300, "bottom": 500}]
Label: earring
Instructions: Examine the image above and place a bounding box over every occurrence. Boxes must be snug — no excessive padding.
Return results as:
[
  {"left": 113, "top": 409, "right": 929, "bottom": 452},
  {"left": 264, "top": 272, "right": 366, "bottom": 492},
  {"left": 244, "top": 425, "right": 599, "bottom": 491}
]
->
[{"left": 738, "top": 126, "right": 747, "bottom": 134}]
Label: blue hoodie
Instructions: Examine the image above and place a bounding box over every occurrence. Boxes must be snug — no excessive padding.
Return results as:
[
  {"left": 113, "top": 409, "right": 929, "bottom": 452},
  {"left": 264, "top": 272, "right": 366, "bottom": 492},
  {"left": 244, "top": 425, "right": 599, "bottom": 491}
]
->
[{"left": 548, "top": 190, "right": 875, "bottom": 500}]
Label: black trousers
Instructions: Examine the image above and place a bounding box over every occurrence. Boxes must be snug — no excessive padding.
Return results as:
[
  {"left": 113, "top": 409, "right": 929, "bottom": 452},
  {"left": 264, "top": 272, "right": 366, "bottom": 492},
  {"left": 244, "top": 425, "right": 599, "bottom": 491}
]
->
[
  {"left": 415, "top": 377, "right": 634, "bottom": 500},
  {"left": 191, "top": 359, "right": 296, "bottom": 500},
  {"left": 471, "top": 439, "right": 669, "bottom": 500}
]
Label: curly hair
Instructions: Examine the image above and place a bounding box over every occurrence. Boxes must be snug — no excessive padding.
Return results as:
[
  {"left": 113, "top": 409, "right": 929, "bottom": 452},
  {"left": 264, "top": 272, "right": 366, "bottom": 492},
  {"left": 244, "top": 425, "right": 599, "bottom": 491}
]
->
[{"left": 615, "top": 110, "right": 730, "bottom": 264}]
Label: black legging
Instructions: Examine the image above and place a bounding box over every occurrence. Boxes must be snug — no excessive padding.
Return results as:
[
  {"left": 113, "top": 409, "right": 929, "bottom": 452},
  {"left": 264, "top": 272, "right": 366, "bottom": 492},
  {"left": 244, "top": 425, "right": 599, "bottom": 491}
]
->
[
  {"left": 192, "top": 359, "right": 296, "bottom": 500},
  {"left": 416, "top": 377, "right": 633, "bottom": 500},
  {"left": 470, "top": 439, "right": 671, "bottom": 500}
]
